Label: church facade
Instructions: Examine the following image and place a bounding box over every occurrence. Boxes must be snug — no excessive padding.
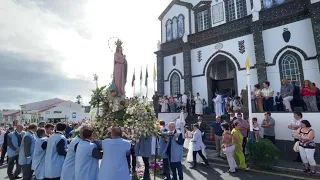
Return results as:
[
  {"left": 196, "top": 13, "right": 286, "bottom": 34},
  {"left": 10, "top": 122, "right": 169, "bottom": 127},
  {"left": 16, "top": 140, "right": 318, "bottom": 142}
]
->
[{"left": 155, "top": 0, "right": 320, "bottom": 107}]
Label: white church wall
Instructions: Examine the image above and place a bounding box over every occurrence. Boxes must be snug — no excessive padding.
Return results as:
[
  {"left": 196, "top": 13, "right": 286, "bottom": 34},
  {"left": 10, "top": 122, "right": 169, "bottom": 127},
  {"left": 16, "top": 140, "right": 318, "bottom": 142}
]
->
[
  {"left": 190, "top": 34, "right": 256, "bottom": 76},
  {"left": 263, "top": 18, "right": 320, "bottom": 93},
  {"left": 266, "top": 54, "right": 320, "bottom": 95},
  {"left": 236, "top": 69, "right": 259, "bottom": 93},
  {"left": 253, "top": 112, "right": 320, "bottom": 143},
  {"left": 192, "top": 76, "right": 207, "bottom": 99},
  {"left": 164, "top": 81, "right": 170, "bottom": 96},
  {"left": 163, "top": 52, "right": 184, "bottom": 80},
  {"left": 263, "top": 19, "right": 317, "bottom": 64},
  {"left": 161, "top": 4, "right": 190, "bottom": 43}
]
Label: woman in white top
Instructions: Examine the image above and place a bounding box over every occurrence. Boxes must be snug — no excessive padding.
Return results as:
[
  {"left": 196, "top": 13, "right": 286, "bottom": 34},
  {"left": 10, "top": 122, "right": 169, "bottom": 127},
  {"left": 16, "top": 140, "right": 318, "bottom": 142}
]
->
[
  {"left": 261, "top": 80, "right": 274, "bottom": 111},
  {"left": 160, "top": 96, "right": 168, "bottom": 112}
]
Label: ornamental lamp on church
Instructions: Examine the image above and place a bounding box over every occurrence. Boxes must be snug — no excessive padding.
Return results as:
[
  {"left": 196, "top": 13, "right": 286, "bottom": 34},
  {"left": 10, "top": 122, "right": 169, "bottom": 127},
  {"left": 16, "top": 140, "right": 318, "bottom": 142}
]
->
[{"left": 282, "top": 28, "right": 291, "bottom": 43}]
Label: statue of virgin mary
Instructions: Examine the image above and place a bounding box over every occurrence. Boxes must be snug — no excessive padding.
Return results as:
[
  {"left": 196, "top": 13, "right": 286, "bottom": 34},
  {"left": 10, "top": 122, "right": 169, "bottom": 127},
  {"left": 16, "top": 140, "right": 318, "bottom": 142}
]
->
[{"left": 108, "top": 39, "right": 127, "bottom": 97}]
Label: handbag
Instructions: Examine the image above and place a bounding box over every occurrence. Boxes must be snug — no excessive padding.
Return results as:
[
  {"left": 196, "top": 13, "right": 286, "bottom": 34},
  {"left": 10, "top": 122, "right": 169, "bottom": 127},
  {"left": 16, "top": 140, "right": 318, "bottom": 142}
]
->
[{"left": 293, "top": 141, "right": 299, "bottom": 152}]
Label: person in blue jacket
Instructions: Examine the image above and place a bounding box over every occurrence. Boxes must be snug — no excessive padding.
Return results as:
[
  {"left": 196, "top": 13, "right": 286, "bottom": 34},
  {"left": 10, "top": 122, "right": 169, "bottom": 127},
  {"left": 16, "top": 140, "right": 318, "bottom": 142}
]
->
[
  {"left": 44, "top": 122, "right": 67, "bottom": 180},
  {"left": 19, "top": 124, "right": 37, "bottom": 180},
  {"left": 32, "top": 128, "right": 48, "bottom": 180},
  {"left": 7, "top": 124, "right": 24, "bottom": 180}
]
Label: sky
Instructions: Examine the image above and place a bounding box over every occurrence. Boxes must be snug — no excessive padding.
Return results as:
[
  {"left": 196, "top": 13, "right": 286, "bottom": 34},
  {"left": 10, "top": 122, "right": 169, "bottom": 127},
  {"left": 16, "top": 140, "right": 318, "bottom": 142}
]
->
[{"left": 0, "top": 0, "right": 170, "bottom": 109}]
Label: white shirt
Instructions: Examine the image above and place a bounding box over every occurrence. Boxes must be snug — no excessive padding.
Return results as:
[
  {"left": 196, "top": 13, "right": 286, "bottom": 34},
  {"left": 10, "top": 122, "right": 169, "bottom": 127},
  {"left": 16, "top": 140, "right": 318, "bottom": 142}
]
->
[
  {"left": 289, "top": 119, "right": 301, "bottom": 134},
  {"left": 182, "top": 95, "right": 187, "bottom": 104}
]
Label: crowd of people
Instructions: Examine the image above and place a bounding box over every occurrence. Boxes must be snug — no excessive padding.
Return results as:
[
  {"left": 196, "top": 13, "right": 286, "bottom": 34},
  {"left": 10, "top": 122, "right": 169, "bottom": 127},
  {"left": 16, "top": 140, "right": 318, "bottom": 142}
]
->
[
  {"left": 206, "top": 110, "right": 317, "bottom": 175},
  {"left": 152, "top": 78, "right": 320, "bottom": 119},
  {"left": 249, "top": 79, "right": 320, "bottom": 112},
  {"left": 0, "top": 122, "right": 142, "bottom": 180}
]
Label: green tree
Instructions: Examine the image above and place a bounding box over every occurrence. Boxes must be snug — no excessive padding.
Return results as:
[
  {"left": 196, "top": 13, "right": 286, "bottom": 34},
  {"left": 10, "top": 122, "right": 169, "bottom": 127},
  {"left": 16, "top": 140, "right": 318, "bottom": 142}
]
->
[{"left": 89, "top": 86, "right": 106, "bottom": 116}]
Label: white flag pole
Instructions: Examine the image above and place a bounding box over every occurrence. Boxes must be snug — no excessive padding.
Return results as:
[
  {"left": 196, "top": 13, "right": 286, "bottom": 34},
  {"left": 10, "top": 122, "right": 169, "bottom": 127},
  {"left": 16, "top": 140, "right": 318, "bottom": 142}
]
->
[
  {"left": 146, "top": 65, "right": 148, "bottom": 98},
  {"left": 133, "top": 68, "right": 135, "bottom": 96},
  {"left": 140, "top": 65, "right": 142, "bottom": 95}
]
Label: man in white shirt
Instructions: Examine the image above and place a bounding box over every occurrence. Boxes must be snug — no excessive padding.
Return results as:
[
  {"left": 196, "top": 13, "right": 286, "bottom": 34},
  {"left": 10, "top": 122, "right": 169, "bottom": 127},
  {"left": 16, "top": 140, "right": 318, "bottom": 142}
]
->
[{"left": 288, "top": 111, "right": 302, "bottom": 162}]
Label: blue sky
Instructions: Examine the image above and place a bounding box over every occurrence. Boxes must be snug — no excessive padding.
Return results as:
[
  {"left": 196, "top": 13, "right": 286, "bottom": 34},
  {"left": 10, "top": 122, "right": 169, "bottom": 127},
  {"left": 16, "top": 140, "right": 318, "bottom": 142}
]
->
[{"left": 0, "top": 0, "right": 170, "bottom": 109}]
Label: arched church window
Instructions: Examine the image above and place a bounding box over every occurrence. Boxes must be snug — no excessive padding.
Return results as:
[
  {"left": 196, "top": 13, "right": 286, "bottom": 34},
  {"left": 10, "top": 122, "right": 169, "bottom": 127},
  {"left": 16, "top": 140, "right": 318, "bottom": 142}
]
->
[
  {"left": 166, "top": 19, "right": 172, "bottom": 41},
  {"left": 170, "top": 73, "right": 180, "bottom": 96},
  {"left": 227, "top": 0, "right": 246, "bottom": 22},
  {"left": 178, "top": 14, "right": 185, "bottom": 38},
  {"left": 279, "top": 52, "right": 302, "bottom": 85},
  {"left": 172, "top": 17, "right": 178, "bottom": 40}
]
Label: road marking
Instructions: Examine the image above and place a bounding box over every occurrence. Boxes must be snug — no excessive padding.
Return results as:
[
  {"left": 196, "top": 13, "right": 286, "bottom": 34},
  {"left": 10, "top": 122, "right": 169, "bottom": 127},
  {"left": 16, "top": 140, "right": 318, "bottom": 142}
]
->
[{"left": 211, "top": 162, "right": 319, "bottom": 180}]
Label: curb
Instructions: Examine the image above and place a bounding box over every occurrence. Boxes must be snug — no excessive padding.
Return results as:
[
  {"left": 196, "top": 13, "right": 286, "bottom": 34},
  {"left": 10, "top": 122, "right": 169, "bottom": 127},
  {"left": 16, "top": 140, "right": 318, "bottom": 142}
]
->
[{"left": 207, "top": 156, "right": 320, "bottom": 177}]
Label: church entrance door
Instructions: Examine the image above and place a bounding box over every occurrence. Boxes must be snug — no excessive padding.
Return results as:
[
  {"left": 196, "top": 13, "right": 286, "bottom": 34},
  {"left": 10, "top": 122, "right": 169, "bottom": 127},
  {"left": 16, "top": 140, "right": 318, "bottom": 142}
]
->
[{"left": 206, "top": 54, "right": 237, "bottom": 110}]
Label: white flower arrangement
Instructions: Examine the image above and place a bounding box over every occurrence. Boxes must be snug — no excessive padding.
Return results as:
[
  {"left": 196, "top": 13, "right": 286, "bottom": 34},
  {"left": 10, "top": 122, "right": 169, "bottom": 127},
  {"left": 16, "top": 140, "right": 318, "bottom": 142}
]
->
[{"left": 90, "top": 90, "right": 159, "bottom": 141}]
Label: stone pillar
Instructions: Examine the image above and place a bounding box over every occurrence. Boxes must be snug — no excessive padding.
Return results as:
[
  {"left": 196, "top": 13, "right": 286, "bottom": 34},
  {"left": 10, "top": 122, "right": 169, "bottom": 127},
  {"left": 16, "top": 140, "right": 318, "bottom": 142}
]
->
[
  {"left": 183, "top": 43, "right": 193, "bottom": 96},
  {"left": 251, "top": 21, "right": 268, "bottom": 85},
  {"left": 156, "top": 51, "right": 164, "bottom": 95},
  {"left": 310, "top": 3, "right": 320, "bottom": 70}
]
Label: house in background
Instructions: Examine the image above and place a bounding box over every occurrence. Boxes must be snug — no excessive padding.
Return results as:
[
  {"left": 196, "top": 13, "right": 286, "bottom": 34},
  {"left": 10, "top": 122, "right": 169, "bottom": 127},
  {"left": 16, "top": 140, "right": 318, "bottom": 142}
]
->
[
  {"left": 20, "top": 98, "right": 89, "bottom": 123},
  {"left": 1, "top": 110, "right": 20, "bottom": 125}
]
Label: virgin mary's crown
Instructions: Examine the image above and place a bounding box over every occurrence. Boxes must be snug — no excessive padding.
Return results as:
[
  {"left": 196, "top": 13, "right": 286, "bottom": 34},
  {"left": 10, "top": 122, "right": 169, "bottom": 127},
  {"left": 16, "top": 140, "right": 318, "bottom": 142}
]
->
[{"left": 115, "top": 39, "right": 123, "bottom": 47}]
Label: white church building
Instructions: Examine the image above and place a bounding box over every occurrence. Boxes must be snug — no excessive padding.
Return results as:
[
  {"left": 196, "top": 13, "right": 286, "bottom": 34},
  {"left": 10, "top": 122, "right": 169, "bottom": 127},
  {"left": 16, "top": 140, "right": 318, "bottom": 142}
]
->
[{"left": 155, "top": 0, "right": 320, "bottom": 108}]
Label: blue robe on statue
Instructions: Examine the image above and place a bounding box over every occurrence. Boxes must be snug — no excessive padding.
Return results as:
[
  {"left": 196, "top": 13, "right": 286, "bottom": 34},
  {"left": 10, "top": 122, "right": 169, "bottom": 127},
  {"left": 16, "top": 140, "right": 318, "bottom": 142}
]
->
[
  {"left": 61, "top": 136, "right": 82, "bottom": 180},
  {"left": 44, "top": 132, "right": 67, "bottom": 179},
  {"left": 19, "top": 131, "right": 36, "bottom": 165},
  {"left": 32, "top": 137, "right": 47, "bottom": 180},
  {"left": 75, "top": 140, "right": 100, "bottom": 180},
  {"left": 98, "top": 138, "right": 131, "bottom": 180}
]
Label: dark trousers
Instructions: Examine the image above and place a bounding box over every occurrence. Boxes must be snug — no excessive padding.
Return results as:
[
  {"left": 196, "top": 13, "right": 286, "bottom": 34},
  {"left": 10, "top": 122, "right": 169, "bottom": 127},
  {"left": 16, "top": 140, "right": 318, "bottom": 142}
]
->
[
  {"left": 242, "top": 137, "right": 247, "bottom": 154},
  {"left": 0, "top": 147, "right": 7, "bottom": 163},
  {"left": 163, "top": 158, "right": 171, "bottom": 179},
  {"left": 7, "top": 155, "right": 21, "bottom": 179},
  {"left": 263, "top": 97, "right": 274, "bottom": 111},
  {"left": 294, "top": 139, "right": 302, "bottom": 161},
  {"left": 126, "top": 146, "right": 136, "bottom": 172},
  {"left": 142, "top": 157, "right": 150, "bottom": 180},
  {"left": 170, "top": 162, "right": 183, "bottom": 180},
  {"left": 22, "top": 163, "right": 33, "bottom": 180},
  {"left": 192, "top": 150, "right": 209, "bottom": 167},
  {"left": 264, "top": 135, "right": 275, "bottom": 144}
]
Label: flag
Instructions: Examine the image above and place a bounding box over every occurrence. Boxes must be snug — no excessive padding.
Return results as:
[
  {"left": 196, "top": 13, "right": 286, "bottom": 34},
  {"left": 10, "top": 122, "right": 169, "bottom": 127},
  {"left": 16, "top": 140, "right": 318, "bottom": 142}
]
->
[
  {"left": 245, "top": 55, "right": 250, "bottom": 72},
  {"left": 153, "top": 62, "right": 157, "bottom": 82},
  {"left": 131, "top": 69, "right": 135, "bottom": 87},
  {"left": 145, "top": 66, "right": 149, "bottom": 87},
  {"left": 140, "top": 66, "right": 143, "bottom": 85}
]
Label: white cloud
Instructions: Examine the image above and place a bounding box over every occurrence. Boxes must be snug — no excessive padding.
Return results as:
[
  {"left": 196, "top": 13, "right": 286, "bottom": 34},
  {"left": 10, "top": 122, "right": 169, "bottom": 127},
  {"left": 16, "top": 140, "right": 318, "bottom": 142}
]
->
[{"left": 0, "top": 0, "right": 169, "bottom": 109}]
